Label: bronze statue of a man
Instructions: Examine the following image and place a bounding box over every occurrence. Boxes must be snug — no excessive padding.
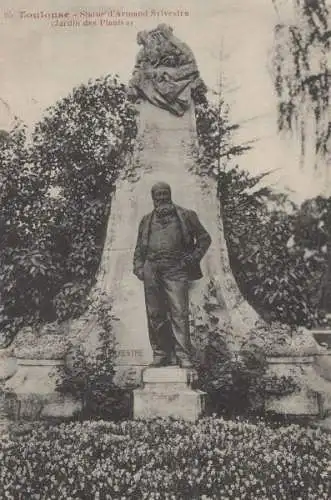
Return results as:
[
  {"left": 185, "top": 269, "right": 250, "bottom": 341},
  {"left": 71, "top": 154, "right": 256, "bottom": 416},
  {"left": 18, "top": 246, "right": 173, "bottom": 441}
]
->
[{"left": 133, "top": 182, "right": 211, "bottom": 367}]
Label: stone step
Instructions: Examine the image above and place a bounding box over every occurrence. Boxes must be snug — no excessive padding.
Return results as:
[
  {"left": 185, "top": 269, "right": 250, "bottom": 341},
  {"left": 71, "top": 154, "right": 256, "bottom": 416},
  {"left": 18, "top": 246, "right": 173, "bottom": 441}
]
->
[
  {"left": 134, "top": 366, "right": 206, "bottom": 421},
  {"left": 134, "top": 388, "right": 206, "bottom": 422},
  {"left": 142, "top": 366, "right": 198, "bottom": 386}
]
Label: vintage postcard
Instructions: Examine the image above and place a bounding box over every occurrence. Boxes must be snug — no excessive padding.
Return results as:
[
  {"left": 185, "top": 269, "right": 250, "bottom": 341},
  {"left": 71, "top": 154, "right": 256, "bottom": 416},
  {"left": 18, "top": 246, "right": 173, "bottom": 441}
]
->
[{"left": 0, "top": 0, "right": 330, "bottom": 498}]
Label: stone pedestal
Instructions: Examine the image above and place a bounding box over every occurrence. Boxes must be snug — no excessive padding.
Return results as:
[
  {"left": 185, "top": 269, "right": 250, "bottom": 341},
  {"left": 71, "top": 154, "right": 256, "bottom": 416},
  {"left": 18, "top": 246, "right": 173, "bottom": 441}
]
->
[
  {"left": 312, "top": 329, "right": 331, "bottom": 350},
  {"left": 312, "top": 329, "right": 331, "bottom": 416},
  {"left": 4, "top": 359, "right": 81, "bottom": 420},
  {"left": 0, "top": 348, "right": 17, "bottom": 435},
  {"left": 265, "top": 356, "right": 320, "bottom": 416},
  {"left": 133, "top": 367, "right": 206, "bottom": 422}
]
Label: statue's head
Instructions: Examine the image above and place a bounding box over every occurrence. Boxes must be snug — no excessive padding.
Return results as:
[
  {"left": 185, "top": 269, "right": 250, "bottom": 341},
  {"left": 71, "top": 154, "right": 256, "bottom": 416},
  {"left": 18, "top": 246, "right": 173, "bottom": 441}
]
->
[{"left": 151, "top": 182, "right": 172, "bottom": 209}]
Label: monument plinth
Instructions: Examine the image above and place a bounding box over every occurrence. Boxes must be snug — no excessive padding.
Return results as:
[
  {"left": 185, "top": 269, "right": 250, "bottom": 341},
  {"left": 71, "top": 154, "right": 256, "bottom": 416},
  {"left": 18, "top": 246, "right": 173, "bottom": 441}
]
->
[{"left": 134, "top": 367, "right": 206, "bottom": 421}]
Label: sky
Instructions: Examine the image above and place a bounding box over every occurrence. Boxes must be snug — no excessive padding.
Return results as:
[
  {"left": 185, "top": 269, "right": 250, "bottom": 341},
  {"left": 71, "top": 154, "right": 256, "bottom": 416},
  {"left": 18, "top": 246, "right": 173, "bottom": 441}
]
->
[
  {"left": 0, "top": 0, "right": 275, "bottom": 125},
  {"left": 0, "top": 0, "right": 329, "bottom": 200}
]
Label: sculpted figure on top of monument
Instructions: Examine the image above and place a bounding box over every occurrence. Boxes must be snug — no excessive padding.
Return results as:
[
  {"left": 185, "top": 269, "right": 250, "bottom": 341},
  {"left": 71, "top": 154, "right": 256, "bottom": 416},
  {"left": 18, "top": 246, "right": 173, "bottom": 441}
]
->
[{"left": 128, "top": 23, "right": 207, "bottom": 116}]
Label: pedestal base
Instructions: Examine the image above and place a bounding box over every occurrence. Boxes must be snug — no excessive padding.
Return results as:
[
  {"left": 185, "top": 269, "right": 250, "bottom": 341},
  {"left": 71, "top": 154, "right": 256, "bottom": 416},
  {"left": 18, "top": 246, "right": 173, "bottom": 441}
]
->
[
  {"left": 265, "top": 356, "right": 320, "bottom": 416},
  {"left": 4, "top": 359, "right": 81, "bottom": 420},
  {"left": 133, "top": 367, "right": 206, "bottom": 422}
]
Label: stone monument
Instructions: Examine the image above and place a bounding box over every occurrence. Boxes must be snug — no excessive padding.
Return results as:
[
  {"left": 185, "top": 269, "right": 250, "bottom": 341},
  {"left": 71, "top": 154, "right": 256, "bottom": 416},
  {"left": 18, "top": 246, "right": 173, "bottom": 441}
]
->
[
  {"left": 1, "top": 23, "right": 261, "bottom": 422},
  {"left": 65, "top": 23, "right": 262, "bottom": 419},
  {"left": 59, "top": 23, "right": 261, "bottom": 373},
  {"left": 92, "top": 23, "right": 261, "bottom": 372},
  {"left": 93, "top": 23, "right": 331, "bottom": 421},
  {"left": 2, "top": 23, "right": 331, "bottom": 423}
]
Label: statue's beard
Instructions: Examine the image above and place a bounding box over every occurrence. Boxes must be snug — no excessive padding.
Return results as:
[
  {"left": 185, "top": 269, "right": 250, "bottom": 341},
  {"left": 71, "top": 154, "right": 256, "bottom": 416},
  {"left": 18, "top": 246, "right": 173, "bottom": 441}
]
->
[{"left": 154, "top": 202, "right": 175, "bottom": 218}]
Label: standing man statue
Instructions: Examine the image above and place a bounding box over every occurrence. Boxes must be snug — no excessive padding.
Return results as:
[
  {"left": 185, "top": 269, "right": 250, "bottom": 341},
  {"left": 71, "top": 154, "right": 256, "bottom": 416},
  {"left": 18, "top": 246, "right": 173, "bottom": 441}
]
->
[{"left": 133, "top": 181, "right": 211, "bottom": 368}]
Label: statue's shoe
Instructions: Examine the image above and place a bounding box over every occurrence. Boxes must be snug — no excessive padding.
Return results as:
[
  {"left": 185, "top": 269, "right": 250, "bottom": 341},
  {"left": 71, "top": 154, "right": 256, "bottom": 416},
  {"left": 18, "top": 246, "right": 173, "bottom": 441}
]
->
[{"left": 149, "top": 358, "right": 169, "bottom": 367}]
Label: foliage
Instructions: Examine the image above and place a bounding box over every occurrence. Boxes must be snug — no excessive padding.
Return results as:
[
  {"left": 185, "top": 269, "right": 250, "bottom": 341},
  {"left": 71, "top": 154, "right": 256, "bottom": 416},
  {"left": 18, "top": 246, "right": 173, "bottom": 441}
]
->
[
  {"left": 193, "top": 312, "right": 307, "bottom": 416},
  {"left": 32, "top": 75, "right": 137, "bottom": 200},
  {"left": 195, "top": 327, "right": 268, "bottom": 417},
  {"left": 1, "top": 72, "right": 328, "bottom": 343},
  {"left": 57, "top": 298, "right": 130, "bottom": 420},
  {"left": 195, "top": 100, "right": 252, "bottom": 177},
  {"left": 1, "top": 418, "right": 330, "bottom": 498},
  {"left": 219, "top": 166, "right": 328, "bottom": 326},
  {"left": 272, "top": 0, "right": 330, "bottom": 161},
  {"left": 0, "top": 120, "right": 53, "bottom": 344},
  {"left": 264, "top": 374, "right": 301, "bottom": 397},
  {"left": 247, "top": 319, "right": 320, "bottom": 357},
  {"left": 191, "top": 285, "right": 271, "bottom": 417},
  {"left": 31, "top": 74, "right": 137, "bottom": 313},
  {"left": 0, "top": 76, "right": 137, "bottom": 346},
  {"left": 195, "top": 99, "right": 328, "bottom": 326}
]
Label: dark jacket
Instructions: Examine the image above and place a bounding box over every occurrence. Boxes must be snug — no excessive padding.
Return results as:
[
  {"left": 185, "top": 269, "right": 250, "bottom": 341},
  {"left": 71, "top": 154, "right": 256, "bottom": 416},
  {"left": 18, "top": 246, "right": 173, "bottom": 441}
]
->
[{"left": 133, "top": 204, "right": 211, "bottom": 280}]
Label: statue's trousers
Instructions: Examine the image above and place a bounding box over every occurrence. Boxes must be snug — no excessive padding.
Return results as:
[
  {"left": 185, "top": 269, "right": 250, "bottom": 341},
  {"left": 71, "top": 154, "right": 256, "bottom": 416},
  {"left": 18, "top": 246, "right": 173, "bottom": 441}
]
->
[{"left": 143, "top": 260, "right": 191, "bottom": 362}]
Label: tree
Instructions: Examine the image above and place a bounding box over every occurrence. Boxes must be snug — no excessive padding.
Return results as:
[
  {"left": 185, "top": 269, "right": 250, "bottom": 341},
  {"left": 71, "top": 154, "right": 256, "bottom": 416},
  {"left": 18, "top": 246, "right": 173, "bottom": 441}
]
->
[
  {"left": 272, "top": 0, "right": 330, "bottom": 165},
  {"left": 195, "top": 96, "right": 327, "bottom": 326},
  {"left": 271, "top": 0, "right": 331, "bottom": 316},
  {"left": 0, "top": 75, "right": 137, "bottom": 347}
]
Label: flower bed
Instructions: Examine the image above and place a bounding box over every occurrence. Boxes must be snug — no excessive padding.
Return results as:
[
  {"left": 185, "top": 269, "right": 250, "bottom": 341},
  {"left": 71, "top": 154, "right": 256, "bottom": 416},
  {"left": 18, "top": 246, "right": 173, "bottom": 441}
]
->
[{"left": 1, "top": 417, "right": 330, "bottom": 499}]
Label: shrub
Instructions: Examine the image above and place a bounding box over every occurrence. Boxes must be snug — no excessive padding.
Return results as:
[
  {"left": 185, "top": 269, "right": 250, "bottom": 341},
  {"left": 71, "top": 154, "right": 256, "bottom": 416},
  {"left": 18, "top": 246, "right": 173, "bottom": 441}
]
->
[
  {"left": 56, "top": 297, "right": 131, "bottom": 420},
  {"left": 220, "top": 168, "right": 328, "bottom": 326},
  {"left": 0, "top": 121, "right": 56, "bottom": 345},
  {"left": 193, "top": 290, "right": 318, "bottom": 418},
  {"left": 1, "top": 418, "right": 330, "bottom": 499},
  {"left": 196, "top": 327, "right": 267, "bottom": 417}
]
